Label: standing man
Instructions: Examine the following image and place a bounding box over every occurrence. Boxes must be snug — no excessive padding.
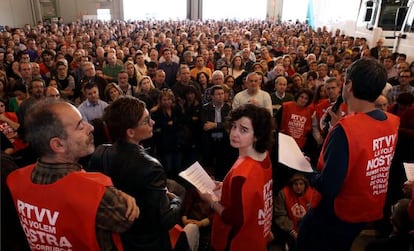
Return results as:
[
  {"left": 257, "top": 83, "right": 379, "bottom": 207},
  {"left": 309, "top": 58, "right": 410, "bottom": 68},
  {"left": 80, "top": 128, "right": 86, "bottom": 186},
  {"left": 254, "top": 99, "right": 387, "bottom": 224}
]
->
[
  {"left": 18, "top": 78, "right": 45, "bottom": 131},
  {"left": 201, "top": 85, "right": 233, "bottom": 180},
  {"left": 80, "top": 62, "right": 108, "bottom": 102},
  {"left": 7, "top": 99, "right": 139, "bottom": 250},
  {"left": 270, "top": 76, "right": 294, "bottom": 114},
  {"left": 78, "top": 82, "right": 109, "bottom": 122},
  {"left": 297, "top": 58, "right": 400, "bottom": 251},
  {"left": 117, "top": 70, "right": 135, "bottom": 96},
  {"left": 232, "top": 72, "right": 273, "bottom": 115},
  {"left": 387, "top": 69, "right": 414, "bottom": 104},
  {"left": 190, "top": 55, "right": 212, "bottom": 80},
  {"left": 158, "top": 48, "right": 180, "bottom": 87},
  {"left": 102, "top": 52, "right": 123, "bottom": 83},
  {"left": 313, "top": 77, "right": 348, "bottom": 144},
  {"left": 16, "top": 61, "right": 33, "bottom": 90},
  {"left": 153, "top": 69, "right": 169, "bottom": 90}
]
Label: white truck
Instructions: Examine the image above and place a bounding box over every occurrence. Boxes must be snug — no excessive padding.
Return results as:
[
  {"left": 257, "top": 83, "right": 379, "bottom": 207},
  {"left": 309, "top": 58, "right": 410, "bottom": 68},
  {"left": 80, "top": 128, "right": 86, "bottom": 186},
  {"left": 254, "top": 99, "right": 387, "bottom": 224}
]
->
[{"left": 354, "top": 0, "right": 414, "bottom": 61}]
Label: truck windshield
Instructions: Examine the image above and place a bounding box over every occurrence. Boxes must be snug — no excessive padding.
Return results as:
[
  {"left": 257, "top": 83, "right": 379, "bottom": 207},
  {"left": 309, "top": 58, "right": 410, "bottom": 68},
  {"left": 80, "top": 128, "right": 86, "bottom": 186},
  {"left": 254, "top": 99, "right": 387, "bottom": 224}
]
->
[{"left": 378, "top": 0, "right": 409, "bottom": 30}]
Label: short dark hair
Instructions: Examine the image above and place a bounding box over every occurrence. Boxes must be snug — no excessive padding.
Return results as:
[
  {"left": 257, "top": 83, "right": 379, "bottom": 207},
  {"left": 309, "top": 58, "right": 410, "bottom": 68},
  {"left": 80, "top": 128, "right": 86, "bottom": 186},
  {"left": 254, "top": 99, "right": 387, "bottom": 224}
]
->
[
  {"left": 103, "top": 96, "right": 146, "bottom": 141},
  {"left": 196, "top": 71, "right": 210, "bottom": 83},
  {"left": 29, "top": 77, "right": 45, "bottom": 89},
  {"left": 210, "top": 84, "right": 224, "bottom": 96},
  {"left": 307, "top": 71, "right": 318, "bottom": 80},
  {"left": 147, "top": 61, "right": 158, "bottom": 68},
  {"left": 25, "top": 100, "right": 69, "bottom": 156},
  {"left": 346, "top": 58, "right": 387, "bottom": 102},
  {"left": 83, "top": 81, "right": 98, "bottom": 91},
  {"left": 325, "top": 77, "right": 339, "bottom": 87},
  {"left": 294, "top": 88, "right": 314, "bottom": 107},
  {"left": 228, "top": 104, "right": 274, "bottom": 153},
  {"left": 41, "top": 49, "right": 56, "bottom": 58}
]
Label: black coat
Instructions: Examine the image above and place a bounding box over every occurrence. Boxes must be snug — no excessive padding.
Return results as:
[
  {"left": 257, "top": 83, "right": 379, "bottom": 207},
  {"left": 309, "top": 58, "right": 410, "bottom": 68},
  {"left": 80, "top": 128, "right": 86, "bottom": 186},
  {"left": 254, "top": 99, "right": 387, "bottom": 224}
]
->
[{"left": 89, "top": 141, "right": 182, "bottom": 251}]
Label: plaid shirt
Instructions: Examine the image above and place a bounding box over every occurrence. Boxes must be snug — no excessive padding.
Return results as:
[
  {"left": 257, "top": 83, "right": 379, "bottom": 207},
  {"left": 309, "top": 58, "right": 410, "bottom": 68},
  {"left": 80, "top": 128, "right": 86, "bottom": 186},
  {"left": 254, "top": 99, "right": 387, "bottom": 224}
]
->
[
  {"left": 31, "top": 160, "right": 132, "bottom": 251},
  {"left": 387, "top": 85, "right": 414, "bottom": 104}
]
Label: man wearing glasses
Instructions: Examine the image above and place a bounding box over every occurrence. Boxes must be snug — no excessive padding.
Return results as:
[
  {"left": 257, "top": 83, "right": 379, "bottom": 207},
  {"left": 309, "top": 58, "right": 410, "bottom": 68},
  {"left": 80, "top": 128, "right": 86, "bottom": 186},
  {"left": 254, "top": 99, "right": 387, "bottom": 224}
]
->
[{"left": 387, "top": 69, "right": 414, "bottom": 104}]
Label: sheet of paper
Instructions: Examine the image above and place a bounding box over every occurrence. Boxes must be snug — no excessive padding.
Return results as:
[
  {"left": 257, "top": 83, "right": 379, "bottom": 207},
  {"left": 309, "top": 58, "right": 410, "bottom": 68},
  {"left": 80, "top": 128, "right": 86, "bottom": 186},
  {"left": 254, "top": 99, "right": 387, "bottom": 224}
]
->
[
  {"left": 278, "top": 132, "right": 314, "bottom": 173},
  {"left": 179, "top": 161, "right": 221, "bottom": 200},
  {"left": 404, "top": 162, "right": 414, "bottom": 181}
]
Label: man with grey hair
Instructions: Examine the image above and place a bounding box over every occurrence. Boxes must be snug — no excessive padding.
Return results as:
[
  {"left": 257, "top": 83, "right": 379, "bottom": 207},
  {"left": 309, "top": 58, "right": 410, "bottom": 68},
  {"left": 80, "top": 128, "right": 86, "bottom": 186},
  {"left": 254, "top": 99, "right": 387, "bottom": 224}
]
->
[
  {"left": 232, "top": 72, "right": 273, "bottom": 115},
  {"left": 203, "top": 70, "right": 225, "bottom": 104},
  {"left": 7, "top": 99, "right": 139, "bottom": 250}
]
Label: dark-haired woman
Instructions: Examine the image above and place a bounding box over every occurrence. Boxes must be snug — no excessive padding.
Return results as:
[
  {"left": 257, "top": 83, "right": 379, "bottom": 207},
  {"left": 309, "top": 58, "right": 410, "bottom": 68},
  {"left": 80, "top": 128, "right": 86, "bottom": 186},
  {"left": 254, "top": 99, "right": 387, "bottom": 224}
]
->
[{"left": 199, "top": 104, "right": 274, "bottom": 251}]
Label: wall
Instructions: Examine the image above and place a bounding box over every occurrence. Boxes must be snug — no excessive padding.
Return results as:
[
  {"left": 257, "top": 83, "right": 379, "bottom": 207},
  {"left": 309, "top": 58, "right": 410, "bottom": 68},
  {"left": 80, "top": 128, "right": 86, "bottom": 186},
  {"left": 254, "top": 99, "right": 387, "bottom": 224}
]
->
[
  {"left": 0, "top": 0, "right": 123, "bottom": 27},
  {"left": 56, "top": 0, "right": 123, "bottom": 23},
  {"left": 0, "top": 0, "right": 360, "bottom": 31},
  {"left": 311, "top": 0, "right": 360, "bottom": 34},
  {"left": 0, "top": 0, "right": 34, "bottom": 27},
  {"left": 57, "top": 0, "right": 122, "bottom": 22}
]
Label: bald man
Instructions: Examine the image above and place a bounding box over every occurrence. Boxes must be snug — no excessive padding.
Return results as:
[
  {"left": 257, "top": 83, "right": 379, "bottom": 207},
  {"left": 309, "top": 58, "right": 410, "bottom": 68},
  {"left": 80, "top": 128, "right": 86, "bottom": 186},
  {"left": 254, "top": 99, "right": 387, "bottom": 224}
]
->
[{"left": 45, "top": 86, "right": 60, "bottom": 100}]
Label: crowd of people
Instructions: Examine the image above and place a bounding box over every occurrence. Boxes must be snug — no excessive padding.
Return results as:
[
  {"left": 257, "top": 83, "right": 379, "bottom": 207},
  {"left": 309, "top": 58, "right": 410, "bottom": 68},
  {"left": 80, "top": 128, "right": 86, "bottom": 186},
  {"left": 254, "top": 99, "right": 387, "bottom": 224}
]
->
[{"left": 1, "top": 17, "right": 414, "bottom": 251}]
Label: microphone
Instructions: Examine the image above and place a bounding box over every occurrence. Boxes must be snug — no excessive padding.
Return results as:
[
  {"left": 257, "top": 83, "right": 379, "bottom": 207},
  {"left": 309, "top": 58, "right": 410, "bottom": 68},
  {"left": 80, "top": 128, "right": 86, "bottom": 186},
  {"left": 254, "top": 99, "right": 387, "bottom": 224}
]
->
[
  {"left": 323, "top": 95, "right": 343, "bottom": 124},
  {"left": 322, "top": 95, "right": 343, "bottom": 137}
]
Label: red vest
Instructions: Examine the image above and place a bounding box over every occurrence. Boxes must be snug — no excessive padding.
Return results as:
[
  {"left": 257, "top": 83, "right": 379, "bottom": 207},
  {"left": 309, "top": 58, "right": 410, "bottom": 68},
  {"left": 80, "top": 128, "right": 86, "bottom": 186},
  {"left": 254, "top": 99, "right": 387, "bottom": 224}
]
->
[
  {"left": 0, "top": 112, "right": 28, "bottom": 151},
  {"left": 7, "top": 164, "right": 123, "bottom": 251},
  {"left": 313, "top": 113, "right": 399, "bottom": 222},
  {"left": 211, "top": 154, "right": 273, "bottom": 251},
  {"left": 282, "top": 186, "right": 314, "bottom": 231},
  {"left": 280, "top": 101, "right": 314, "bottom": 149},
  {"left": 314, "top": 99, "right": 331, "bottom": 123}
]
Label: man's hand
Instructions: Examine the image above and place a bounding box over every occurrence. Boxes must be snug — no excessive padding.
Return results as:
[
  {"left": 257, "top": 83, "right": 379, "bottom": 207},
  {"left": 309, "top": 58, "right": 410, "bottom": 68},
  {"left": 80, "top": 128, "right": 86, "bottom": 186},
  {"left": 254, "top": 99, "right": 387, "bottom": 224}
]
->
[
  {"left": 166, "top": 191, "right": 178, "bottom": 200},
  {"left": 119, "top": 191, "right": 140, "bottom": 221},
  {"left": 203, "top": 121, "right": 216, "bottom": 131},
  {"left": 326, "top": 107, "right": 343, "bottom": 127}
]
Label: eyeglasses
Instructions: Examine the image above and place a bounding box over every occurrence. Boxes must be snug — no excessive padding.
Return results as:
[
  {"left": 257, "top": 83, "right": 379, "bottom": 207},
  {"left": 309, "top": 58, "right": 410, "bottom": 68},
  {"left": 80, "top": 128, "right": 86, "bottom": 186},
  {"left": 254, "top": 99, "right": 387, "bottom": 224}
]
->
[
  {"left": 138, "top": 116, "right": 152, "bottom": 126},
  {"left": 399, "top": 75, "right": 410, "bottom": 78}
]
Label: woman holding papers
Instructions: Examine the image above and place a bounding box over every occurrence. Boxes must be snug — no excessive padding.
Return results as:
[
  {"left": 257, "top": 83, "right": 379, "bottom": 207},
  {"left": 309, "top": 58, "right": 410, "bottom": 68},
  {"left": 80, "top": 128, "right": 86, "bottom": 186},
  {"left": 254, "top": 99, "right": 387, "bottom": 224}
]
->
[{"left": 199, "top": 104, "right": 274, "bottom": 251}]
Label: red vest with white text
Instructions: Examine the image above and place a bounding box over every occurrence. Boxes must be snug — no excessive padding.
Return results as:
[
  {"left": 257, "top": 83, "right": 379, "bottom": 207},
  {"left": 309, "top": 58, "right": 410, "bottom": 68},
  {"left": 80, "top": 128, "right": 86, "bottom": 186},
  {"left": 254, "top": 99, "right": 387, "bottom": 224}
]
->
[
  {"left": 211, "top": 154, "right": 273, "bottom": 251},
  {"left": 7, "top": 164, "right": 123, "bottom": 251},
  {"left": 282, "top": 186, "right": 314, "bottom": 231},
  {"left": 313, "top": 113, "right": 399, "bottom": 222},
  {"left": 280, "top": 101, "right": 314, "bottom": 149}
]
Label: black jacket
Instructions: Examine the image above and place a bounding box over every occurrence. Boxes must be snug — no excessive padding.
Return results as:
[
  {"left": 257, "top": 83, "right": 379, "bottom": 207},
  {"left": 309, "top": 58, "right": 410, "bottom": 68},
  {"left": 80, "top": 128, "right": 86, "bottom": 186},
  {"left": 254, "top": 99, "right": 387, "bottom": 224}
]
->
[{"left": 89, "top": 141, "right": 182, "bottom": 251}]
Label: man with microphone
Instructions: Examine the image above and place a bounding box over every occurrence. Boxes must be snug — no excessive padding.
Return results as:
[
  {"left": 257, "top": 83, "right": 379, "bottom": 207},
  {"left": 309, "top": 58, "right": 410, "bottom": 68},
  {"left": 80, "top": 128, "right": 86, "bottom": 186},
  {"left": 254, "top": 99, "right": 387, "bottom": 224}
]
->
[
  {"left": 297, "top": 58, "right": 400, "bottom": 251},
  {"left": 312, "top": 77, "right": 347, "bottom": 145}
]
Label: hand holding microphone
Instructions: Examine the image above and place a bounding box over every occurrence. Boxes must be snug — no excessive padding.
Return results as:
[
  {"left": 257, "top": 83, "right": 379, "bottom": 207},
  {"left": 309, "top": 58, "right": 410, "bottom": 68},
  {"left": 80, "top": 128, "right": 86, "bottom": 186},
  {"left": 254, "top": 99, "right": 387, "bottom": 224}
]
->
[{"left": 322, "top": 95, "right": 343, "bottom": 136}]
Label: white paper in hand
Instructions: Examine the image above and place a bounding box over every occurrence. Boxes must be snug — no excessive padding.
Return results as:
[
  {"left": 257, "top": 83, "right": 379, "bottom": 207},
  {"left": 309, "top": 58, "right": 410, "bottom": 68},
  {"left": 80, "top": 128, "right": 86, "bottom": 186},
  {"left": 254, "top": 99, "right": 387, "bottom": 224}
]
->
[
  {"left": 278, "top": 132, "right": 313, "bottom": 173},
  {"left": 404, "top": 162, "right": 414, "bottom": 181},
  {"left": 179, "top": 161, "right": 220, "bottom": 200}
]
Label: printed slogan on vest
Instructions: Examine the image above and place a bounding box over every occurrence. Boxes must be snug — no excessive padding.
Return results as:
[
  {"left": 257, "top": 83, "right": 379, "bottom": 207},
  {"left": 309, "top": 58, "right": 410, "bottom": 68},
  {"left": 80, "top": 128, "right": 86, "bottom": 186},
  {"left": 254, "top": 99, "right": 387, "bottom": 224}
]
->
[
  {"left": 258, "top": 179, "right": 272, "bottom": 238},
  {"left": 366, "top": 134, "right": 397, "bottom": 195},
  {"left": 288, "top": 114, "right": 307, "bottom": 139},
  {"left": 16, "top": 200, "right": 73, "bottom": 251}
]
